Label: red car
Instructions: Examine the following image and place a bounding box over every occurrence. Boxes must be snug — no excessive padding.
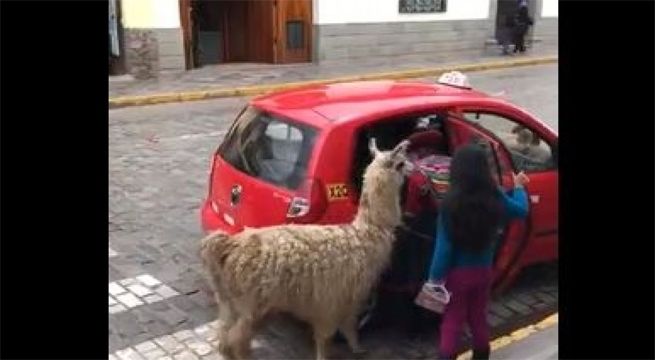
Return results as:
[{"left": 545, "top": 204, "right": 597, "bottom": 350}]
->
[{"left": 201, "top": 77, "right": 558, "bottom": 324}]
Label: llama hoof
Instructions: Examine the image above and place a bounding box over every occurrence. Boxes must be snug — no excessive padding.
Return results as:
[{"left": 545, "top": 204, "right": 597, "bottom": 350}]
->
[{"left": 218, "top": 342, "right": 234, "bottom": 359}]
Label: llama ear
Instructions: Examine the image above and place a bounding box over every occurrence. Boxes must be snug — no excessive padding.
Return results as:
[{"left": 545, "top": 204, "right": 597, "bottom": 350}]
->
[
  {"left": 369, "top": 137, "right": 381, "bottom": 157},
  {"left": 391, "top": 140, "right": 410, "bottom": 157}
]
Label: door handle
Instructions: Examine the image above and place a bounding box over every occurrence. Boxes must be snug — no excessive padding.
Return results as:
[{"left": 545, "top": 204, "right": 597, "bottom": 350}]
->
[{"left": 530, "top": 195, "right": 540, "bottom": 204}]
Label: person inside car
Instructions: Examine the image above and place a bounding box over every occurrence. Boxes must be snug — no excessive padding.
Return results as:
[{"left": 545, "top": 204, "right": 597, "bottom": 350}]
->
[
  {"left": 385, "top": 116, "right": 451, "bottom": 332},
  {"left": 403, "top": 114, "right": 451, "bottom": 216}
]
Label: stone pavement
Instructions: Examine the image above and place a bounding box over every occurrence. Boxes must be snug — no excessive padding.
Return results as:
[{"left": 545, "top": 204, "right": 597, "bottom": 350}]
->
[
  {"left": 109, "top": 46, "right": 557, "bottom": 99},
  {"left": 107, "top": 263, "right": 557, "bottom": 359}
]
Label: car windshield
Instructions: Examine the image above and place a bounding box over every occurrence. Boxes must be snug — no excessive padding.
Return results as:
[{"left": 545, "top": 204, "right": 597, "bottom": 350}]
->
[{"left": 218, "top": 106, "right": 318, "bottom": 190}]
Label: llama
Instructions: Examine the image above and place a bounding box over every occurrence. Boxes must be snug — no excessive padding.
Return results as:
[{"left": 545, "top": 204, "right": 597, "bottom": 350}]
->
[{"left": 200, "top": 138, "right": 412, "bottom": 360}]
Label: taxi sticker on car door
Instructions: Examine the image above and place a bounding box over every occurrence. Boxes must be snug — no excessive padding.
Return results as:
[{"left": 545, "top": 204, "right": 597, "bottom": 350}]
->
[{"left": 326, "top": 183, "right": 349, "bottom": 201}]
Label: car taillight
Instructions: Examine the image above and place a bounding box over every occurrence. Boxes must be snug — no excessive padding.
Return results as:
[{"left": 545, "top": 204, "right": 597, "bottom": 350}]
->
[
  {"left": 210, "top": 200, "right": 220, "bottom": 214},
  {"left": 286, "top": 178, "right": 327, "bottom": 223}
]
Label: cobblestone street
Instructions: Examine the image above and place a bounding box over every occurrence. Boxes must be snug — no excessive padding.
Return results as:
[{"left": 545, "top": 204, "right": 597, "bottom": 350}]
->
[{"left": 109, "top": 64, "right": 558, "bottom": 359}]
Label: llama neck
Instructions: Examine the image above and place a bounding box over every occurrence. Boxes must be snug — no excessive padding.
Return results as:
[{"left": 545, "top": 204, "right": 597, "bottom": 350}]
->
[{"left": 352, "top": 182, "right": 402, "bottom": 229}]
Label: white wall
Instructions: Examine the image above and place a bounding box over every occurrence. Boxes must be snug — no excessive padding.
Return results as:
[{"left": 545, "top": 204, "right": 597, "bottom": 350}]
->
[
  {"left": 122, "top": 0, "right": 180, "bottom": 28},
  {"left": 541, "top": 0, "right": 558, "bottom": 18},
  {"left": 315, "top": 0, "right": 490, "bottom": 25}
]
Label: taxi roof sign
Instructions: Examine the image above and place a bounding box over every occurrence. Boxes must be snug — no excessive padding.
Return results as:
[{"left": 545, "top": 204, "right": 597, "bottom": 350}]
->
[{"left": 437, "top": 71, "right": 472, "bottom": 89}]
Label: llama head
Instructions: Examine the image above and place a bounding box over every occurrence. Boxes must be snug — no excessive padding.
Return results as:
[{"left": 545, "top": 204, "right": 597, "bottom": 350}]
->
[
  {"left": 366, "top": 138, "right": 414, "bottom": 185},
  {"left": 354, "top": 138, "right": 413, "bottom": 228}
]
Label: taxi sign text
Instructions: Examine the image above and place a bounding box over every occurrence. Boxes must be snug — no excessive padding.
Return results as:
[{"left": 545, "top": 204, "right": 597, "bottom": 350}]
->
[{"left": 326, "top": 184, "right": 349, "bottom": 201}]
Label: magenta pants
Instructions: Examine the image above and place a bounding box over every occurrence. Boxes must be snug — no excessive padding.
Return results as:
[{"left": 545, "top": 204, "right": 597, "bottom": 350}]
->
[{"left": 438, "top": 267, "right": 493, "bottom": 358}]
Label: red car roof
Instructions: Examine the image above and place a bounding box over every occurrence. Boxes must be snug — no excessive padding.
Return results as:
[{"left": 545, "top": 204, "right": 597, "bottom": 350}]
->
[{"left": 251, "top": 80, "right": 494, "bottom": 127}]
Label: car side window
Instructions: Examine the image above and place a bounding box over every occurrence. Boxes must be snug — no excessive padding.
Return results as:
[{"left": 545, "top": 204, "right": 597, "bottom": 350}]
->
[
  {"left": 462, "top": 112, "right": 556, "bottom": 172},
  {"left": 219, "top": 107, "right": 317, "bottom": 190}
]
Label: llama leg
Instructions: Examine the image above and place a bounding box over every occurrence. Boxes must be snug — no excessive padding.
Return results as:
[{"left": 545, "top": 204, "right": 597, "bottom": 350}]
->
[
  {"left": 217, "top": 299, "right": 237, "bottom": 355},
  {"left": 211, "top": 290, "right": 235, "bottom": 352},
  {"left": 217, "top": 320, "right": 236, "bottom": 359},
  {"left": 339, "top": 311, "right": 366, "bottom": 354},
  {"left": 313, "top": 324, "right": 337, "bottom": 360},
  {"left": 227, "top": 317, "right": 255, "bottom": 360},
  {"left": 313, "top": 333, "right": 329, "bottom": 360}
]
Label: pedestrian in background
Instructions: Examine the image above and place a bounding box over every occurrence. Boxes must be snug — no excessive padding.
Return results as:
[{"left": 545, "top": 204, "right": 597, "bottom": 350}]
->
[
  {"left": 426, "top": 143, "right": 530, "bottom": 360},
  {"left": 513, "top": 3, "right": 534, "bottom": 53}
]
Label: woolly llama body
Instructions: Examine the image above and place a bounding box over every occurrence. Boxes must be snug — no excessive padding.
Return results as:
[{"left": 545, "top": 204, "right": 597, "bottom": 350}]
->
[{"left": 201, "top": 138, "right": 412, "bottom": 360}]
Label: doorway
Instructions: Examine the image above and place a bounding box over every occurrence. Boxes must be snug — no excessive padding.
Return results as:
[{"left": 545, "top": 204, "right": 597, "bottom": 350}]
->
[
  {"left": 194, "top": 0, "right": 225, "bottom": 66},
  {"left": 180, "top": 0, "right": 312, "bottom": 69}
]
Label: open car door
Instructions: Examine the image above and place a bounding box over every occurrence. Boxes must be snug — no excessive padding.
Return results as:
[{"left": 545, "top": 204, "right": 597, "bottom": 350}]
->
[{"left": 444, "top": 111, "right": 531, "bottom": 294}]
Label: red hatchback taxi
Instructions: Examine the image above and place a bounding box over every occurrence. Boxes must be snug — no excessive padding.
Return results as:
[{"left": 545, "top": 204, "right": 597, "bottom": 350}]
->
[{"left": 201, "top": 75, "right": 558, "bottom": 305}]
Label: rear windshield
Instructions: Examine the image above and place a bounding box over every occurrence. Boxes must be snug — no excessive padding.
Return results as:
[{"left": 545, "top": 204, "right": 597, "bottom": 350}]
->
[{"left": 218, "top": 106, "right": 318, "bottom": 190}]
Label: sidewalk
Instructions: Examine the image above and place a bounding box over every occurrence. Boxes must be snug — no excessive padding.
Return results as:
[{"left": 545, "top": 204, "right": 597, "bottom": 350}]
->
[
  {"left": 457, "top": 313, "right": 558, "bottom": 360},
  {"left": 109, "top": 46, "right": 557, "bottom": 108},
  {"left": 491, "top": 325, "right": 557, "bottom": 360}
]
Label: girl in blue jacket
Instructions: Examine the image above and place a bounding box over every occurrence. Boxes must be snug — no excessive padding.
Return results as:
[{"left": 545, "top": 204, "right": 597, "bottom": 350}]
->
[{"left": 428, "top": 143, "right": 530, "bottom": 360}]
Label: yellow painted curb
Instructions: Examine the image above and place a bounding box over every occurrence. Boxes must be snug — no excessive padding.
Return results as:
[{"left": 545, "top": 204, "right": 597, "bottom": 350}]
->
[
  {"left": 456, "top": 313, "right": 558, "bottom": 360},
  {"left": 109, "top": 56, "right": 557, "bottom": 109}
]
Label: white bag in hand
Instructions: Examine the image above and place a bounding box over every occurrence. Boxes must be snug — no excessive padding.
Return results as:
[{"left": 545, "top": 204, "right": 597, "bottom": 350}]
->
[{"left": 415, "top": 282, "right": 451, "bottom": 314}]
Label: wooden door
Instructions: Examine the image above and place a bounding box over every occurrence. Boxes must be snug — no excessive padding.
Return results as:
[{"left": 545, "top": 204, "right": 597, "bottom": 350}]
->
[
  {"left": 224, "top": 0, "right": 248, "bottom": 62},
  {"left": 245, "top": 0, "right": 275, "bottom": 63},
  {"left": 179, "top": 0, "right": 195, "bottom": 69},
  {"left": 275, "top": 0, "right": 312, "bottom": 63}
]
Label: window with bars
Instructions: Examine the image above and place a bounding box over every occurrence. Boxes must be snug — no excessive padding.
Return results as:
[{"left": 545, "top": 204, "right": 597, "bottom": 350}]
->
[
  {"left": 399, "top": 0, "right": 447, "bottom": 13},
  {"left": 286, "top": 21, "right": 304, "bottom": 49}
]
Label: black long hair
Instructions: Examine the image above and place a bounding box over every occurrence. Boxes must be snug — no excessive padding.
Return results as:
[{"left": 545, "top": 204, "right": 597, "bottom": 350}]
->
[{"left": 442, "top": 143, "right": 503, "bottom": 253}]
